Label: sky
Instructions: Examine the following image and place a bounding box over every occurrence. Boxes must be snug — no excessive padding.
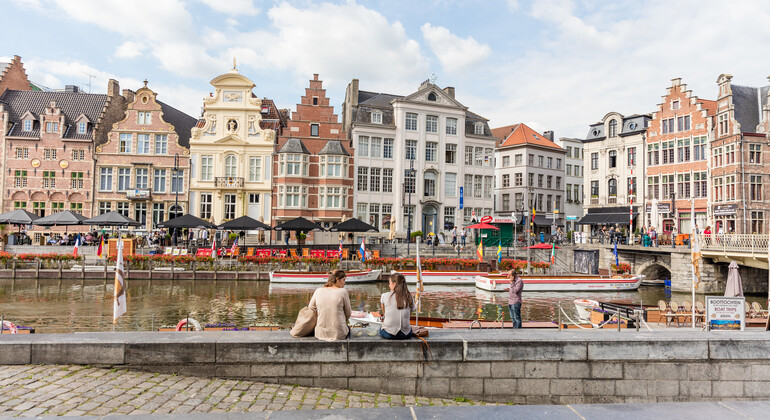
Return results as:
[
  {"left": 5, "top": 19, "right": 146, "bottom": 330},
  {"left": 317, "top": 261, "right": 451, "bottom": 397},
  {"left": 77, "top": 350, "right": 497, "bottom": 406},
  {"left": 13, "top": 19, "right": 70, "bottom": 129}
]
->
[{"left": 2, "top": 0, "right": 770, "bottom": 139}]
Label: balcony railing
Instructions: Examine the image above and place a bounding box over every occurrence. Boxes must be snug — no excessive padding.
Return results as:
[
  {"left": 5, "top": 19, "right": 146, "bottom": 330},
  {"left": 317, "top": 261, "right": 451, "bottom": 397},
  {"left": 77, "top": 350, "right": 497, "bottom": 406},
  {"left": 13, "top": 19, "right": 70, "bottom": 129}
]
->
[
  {"left": 696, "top": 233, "right": 770, "bottom": 254},
  {"left": 214, "top": 177, "right": 245, "bottom": 188},
  {"left": 126, "top": 189, "right": 151, "bottom": 200}
]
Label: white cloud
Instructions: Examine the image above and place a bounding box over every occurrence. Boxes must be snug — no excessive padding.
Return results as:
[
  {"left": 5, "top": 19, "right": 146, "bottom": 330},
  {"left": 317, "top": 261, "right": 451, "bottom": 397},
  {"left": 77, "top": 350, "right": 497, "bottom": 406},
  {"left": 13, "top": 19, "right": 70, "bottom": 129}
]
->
[
  {"left": 9, "top": 0, "right": 43, "bottom": 10},
  {"left": 421, "top": 23, "right": 491, "bottom": 74},
  {"left": 198, "top": 0, "right": 259, "bottom": 16},
  {"left": 114, "top": 41, "right": 145, "bottom": 59}
]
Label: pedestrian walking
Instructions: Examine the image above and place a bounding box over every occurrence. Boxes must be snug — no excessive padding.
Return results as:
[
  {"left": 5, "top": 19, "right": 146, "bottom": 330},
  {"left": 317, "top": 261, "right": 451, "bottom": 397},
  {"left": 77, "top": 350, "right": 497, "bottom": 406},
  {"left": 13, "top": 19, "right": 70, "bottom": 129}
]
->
[
  {"left": 451, "top": 227, "right": 458, "bottom": 246},
  {"left": 505, "top": 270, "right": 524, "bottom": 329}
]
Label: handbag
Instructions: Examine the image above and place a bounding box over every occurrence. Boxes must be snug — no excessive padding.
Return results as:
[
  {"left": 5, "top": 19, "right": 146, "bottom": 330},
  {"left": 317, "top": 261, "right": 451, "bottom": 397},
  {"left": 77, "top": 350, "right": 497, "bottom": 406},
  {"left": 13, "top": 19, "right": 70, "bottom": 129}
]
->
[
  {"left": 412, "top": 326, "right": 429, "bottom": 337},
  {"left": 290, "top": 306, "right": 317, "bottom": 337}
]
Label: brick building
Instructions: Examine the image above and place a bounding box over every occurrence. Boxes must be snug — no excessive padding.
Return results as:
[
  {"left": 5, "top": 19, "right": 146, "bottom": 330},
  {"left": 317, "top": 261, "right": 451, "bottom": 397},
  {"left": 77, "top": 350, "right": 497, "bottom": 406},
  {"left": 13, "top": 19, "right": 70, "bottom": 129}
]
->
[
  {"left": 95, "top": 82, "right": 197, "bottom": 230},
  {"left": 272, "top": 74, "right": 352, "bottom": 244},
  {"left": 710, "top": 74, "right": 770, "bottom": 233},
  {"left": 0, "top": 79, "right": 128, "bottom": 240},
  {"left": 645, "top": 78, "right": 715, "bottom": 236},
  {"left": 0, "top": 55, "right": 32, "bottom": 96}
]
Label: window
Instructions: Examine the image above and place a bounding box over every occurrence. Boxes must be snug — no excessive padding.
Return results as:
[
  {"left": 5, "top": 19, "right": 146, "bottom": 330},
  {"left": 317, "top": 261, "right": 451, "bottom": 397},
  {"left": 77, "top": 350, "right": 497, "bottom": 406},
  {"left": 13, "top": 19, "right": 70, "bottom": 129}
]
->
[
  {"left": 405, "top": 170, "right": 416, "bottom": 194},
  {"left": 13, "top": 201, "right": 26, "bottom": 210},
  {"left": 383, "top": 138, "right": 393, "bottom": 159},
  {"left": 134, "top": 134, "right": 149, "bottom": 154},
  {"left": 405, "top": 113, "right": 418, "bottom": 131},
  {"left": 726, "top": 175, "right": 736, "bottom": 200},
  {"left": 15, "top": 147, "right": 28, "bottom": 159},
  {"left": 14, "top": 170, "right": 27, "bottom": 188},
  {"left": 426, "top": 115, "right": 438, "bottom": 133},
  {"left": 45, "top": 122, "right": 58, "bottom": 133},
  {"left": 474, "top": 122, "right": 484, "bottom": 135},
  {"left": 591, "top": 152, "right": 598, "bottom": 170},
  {"left": 43, "top": 171, "right": 55, "bottom": 188},
  {"left": 694, "top": 172, "right": 707, "bottom": 198},
  {"left": 153, "top": 169, "right": 166, "bottom": 193},
  {"left": 313, "top": 97, "right": 318, "bottom": 105},
  {"left": 200, "top": 155, "right": 213, "bottom": 181},
  {"left": 370, "top": 167, "right": 381, "bottom": 192},
  {"left": 538, "top": 174, "right": 543, "bottom": 188},
  {"left": 502, "top": 194, "right": 510, "bottom": 211},
  {"left": 70, "top": 202, "right": 83, "bottom": 213},
  {"left": 750, "top": 144, "right": 762, "bottom": 164},
  {"left": 502, "top": 156, "right": 510, "bottom": 167},
  {"left": 608, "top": 119, "right": 617, "bottom": 137},
  {"left": 370, "top": 137, "right": 381, "bottom": 158},
  {"left": 44, "top": 148, "right": 56, "bottom": 160},
  {"left": 405, "top": 140, "right": 417, "bottom": 160},
  {"left": 98, "top": 202, "right": 111, "bottom": 215},
  {"left": 118, "top": 168, "right": 130, "bottom": 191},
  {"left": 546, "top": 195, "right": 553, "bottom": 212},
  {"left": 718, "top": 113, "right": 728, "bottom": 136},
  {"left": 515, "top": 193, "right": 523, "bottom": 210},
  {"left": 647, "top": 143, "right": 660, "bottom": 166},
  {"left": 751, "top": 211, "right": 764, "bottom": 234},
  {"left": 322, "top": 187, "right": 344, "bottom": 209},
  {"left": 225, "top": 155, "right": 238, "bottom": 177},
  {"left": 538, "top": 155, "right": 544, "bottom": 167},
  {"left": 171, "top": 169, "right": 184, "bottom": 193},
  {"left": 445, "top": 144, "right": 456, "bottom": 164},
  {"left": 155, "top": 135, "right": 167, "bottom": 155},
  {"left": 662, "top": 118, "right": 674, "bottom": 134},
  {"left": 69, "top": 172, "right": 84, "bottom": 189},
  {"left": 662, "top": 141, "right": 675, "bottom": 164},
  {"left": 152, "top": 203, "right": 165, "bottom": 228},
  {"left": 566, "top": 184, "right": 572, "bottom": 201},
  {"left": 383, "top": 169, "right": 393, "bottom": 193},
  {"left": 99, "top": 168, "right": 113, "bottom": 191},
  {"left": 72, "top": 149, "right": 85, "bottom": 161},
  {"left": 465, "top": 146, "right": 473, "bottom": 165},
  {"left": 358, "top": 136, "right": 369, "bottom": 157},
  {"left": 357, "top": 167, "right": 368, "bottom": 191},
  {"left": 566, "top": 164, "right": 572, "bottom": 176},
  {"left": 556, "top": 158, "right": 561, "bottom": 170},
  {"left": 23, "top": 120, "right": 32, "bottom": 132},
  {"left": 672, "top": 100, "right": 680, "bottom": 110},
  {"left": 608, "top": 150, "right": 617, "bottom": 168},
  {"left": 485, "top": 148, "right": 493, "bottom": 167},
  {"left": 474, "top": 175, "right": 482, "bottom": 198},
  {"left": 627, "top": 177, "right": 637, "bottom": 197},
  {"left": 117, "top": 202, "right": 129, "bottom": 217},
  {"left": 528, "top": 173, "right": 534, "bottom": 187},
  {"left": 677, "top": 173, "right": 691, "bottom": 198},
  {"left": 464, "top": 175, "right": 473, "bottom": 197},
  {"left": 224, "top": 194, "right": 236, "bottom": 219},
  {"left": 77, "top": 122, "right": 87, "bottom": 134},
  {"left": 426, "top": 142, "right": 437, "bottom": 162},
  {"left": 608, "top": 178, "right": 617, "bottom": 196},
  {"left": 515, "top": 154, "right": 522, "bottom": 166},
  {"left": 445, "top": 174, "right": 458, "bottom": 197},
  {"left": 134, "top": 168, "right": 148, "bottom": 189},
  {"left": 444, "top": 207, "right": 455, "bottom": 230},
  {"left": 662, "top": 175, "right": 675, "bottom": 199},
  {"left": 677, "top": 115, "right": 691, "bottom": 132},
  {"left": 648, "top": 176, "right": 659, "bottom": 200},
  {"left": 502, "top": 174, "right": 510, "bottom": 187},
  {"left": 475, "top": 147, "right": 484, "bottom": 166},
  {"left": 546, "top": 157, "right": 553, "bottom": 169},
  {"left": 515, "top": 173, "right": 522, "bottom": 186},
  {"left": 628, "top": 147, "right": 636, "bottom": 166},
  {"left": 483, "top": 176, "right": 492, "bottom": 198},
  {"left": 547, "top": 175, "right": 552, "bottom": 189},
  {"left": 358, "top": 203, "right": 368, "bottom": 220},
  {"left": 677, "top": 139, "right": 691, "bottom": 162},
  {"left": 693, "top": 136, "right": 706, "bottom": 161},
  {"left": 134, "top": 203, "right": 147, "bottom": 226},
  {"left": 200, "top": 193, "right": 212, "bottom": 220},
  {"left": 713, "top": 177, "right": 722, "bottom": 202},
  {"left": 556, "top": 177, "right": 562, "bottom": 190},
  {"left": 119, "top": 133, "right": 132, "bottom": 153},
  {"left": 310, "top": 124, "right": 319, "bottom": 137},
  {"left": 371, "top": 111, "right": 382, "bottom": 124},
  {"left": 463, "top": 208, "right": 472, "bottom": 225},
  {"left": 424, "top": 172, "right": 436, "bottom": 197},
  {"left": 725, "top": 144, "right": 735, "bottom": 164},
  {"left": 323, "top": 155, "right": 343, "bottom": 177},
  {"left": 137, "top": 111, "right": 152, "bottom": 125},
  {"left": 751, "top": 175, "right": 763, "bottom": 201},
  {"left": 446, "top": 117, "right": 457, "bottom": 135},
  {"left": 574, "top": 185, "right": 580, "bottom": 203},
  {"left": 249, "top": 157, "right": 262, "bottom": 182}
]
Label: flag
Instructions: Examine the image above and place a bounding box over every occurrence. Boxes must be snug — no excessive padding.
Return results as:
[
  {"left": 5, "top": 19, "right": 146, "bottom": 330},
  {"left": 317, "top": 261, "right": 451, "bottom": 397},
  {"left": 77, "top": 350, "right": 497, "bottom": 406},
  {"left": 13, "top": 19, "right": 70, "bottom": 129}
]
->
[
  {"left": 359, "top": 237, "right": 366, "bottom": 262},
  {"left": 113, "top": 238, "right": 127, "bottom": 323},
  {"left": 613, "top": 241, "right": 619, "bottom": 267},
  {"left": 96, "top": 237, "right": 104, "bottom": 258},
  {"left": 72, "top": 235, "right": 81, "bottom": 257},
  {"left": 338, "top": 238, "right": 344, "bottom": 259},
  {"left": 210, "top": 232, "right": 216, "bottom": 257},
  {"left": 497, "top": 239, "right": 502, "bottom": 263},
  {"left": 415, "top": 238, "right": 424, "bottom": 312},
  {"left": 550, "top": 241, "right": 556, "bottom": 264},
  {"left": 477, "top": 241, "right": 483, "bottom": 262},
  {"left": 691, "top": 232, "right": 702, "bottom": 289},
  {"left": 230, "top": 236, "right": 238, "bottom": 255}
]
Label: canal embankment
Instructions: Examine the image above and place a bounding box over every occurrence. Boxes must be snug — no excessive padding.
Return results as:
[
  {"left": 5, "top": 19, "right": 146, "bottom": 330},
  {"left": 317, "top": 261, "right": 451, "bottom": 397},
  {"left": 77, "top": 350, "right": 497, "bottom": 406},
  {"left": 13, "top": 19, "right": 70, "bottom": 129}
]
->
[{"left": 3, "top": 329, "right": 770, "bottom": 404}]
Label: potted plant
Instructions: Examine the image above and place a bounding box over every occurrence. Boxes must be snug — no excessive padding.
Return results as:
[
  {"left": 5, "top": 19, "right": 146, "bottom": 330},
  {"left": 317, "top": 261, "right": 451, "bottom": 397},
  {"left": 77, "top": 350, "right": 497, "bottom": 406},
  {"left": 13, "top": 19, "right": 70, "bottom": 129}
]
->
[
  {"left": 410, "top": 231, "right": 423, "bottom": 242},
  {"left": 228, "top": 232, "right": 238, "bottom": 245},
  {"left": 297, "top": 232, "right": 307, "bottom": 245}
]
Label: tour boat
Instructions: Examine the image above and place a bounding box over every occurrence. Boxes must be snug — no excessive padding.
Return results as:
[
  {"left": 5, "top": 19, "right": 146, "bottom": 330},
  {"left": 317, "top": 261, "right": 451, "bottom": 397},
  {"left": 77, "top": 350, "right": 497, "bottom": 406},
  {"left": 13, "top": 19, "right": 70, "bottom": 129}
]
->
[
  {"left": 394, "top": 270, "right": 497, "bottom": 285},
  {"left": 269, "top": 269, "right": 382, "bottom": 283},
  {"left": 573, "top": 299, "right": 600, "bottom": 321},
  {"left": 475, "top": 273, "right": 643, "bottom": 292}
]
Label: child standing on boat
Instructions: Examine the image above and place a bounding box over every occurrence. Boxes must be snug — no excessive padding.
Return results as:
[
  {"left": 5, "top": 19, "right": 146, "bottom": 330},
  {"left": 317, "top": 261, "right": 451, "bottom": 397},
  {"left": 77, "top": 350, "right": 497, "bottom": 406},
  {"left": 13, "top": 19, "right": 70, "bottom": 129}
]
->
[{"left": 379, "top": 273, "right": 414, "bottom": 339}]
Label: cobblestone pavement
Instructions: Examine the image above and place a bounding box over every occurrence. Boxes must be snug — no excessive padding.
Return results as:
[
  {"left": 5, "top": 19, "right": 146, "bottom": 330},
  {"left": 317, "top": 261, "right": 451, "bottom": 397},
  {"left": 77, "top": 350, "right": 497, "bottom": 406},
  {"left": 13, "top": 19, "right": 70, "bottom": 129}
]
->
[{"left": 0, "top": 365, "right": 496, "bottom": 417}]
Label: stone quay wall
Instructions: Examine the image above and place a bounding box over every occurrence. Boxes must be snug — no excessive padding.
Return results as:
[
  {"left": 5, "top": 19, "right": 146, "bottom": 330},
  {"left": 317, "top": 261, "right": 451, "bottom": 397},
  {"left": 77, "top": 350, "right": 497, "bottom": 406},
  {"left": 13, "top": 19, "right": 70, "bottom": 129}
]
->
[{"left": 4, "top": 330, "right": 770, "bottom": 404}]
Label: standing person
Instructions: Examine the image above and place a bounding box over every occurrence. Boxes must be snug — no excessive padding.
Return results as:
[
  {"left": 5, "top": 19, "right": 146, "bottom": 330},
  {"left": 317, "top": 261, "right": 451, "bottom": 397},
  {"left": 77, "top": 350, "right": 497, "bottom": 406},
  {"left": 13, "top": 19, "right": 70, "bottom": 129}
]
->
[
  {"left": 506, "top": 270, "right": 524, "bottom": 329},
  {"left": 650, "top": 226, "right": 657, "bottom": 247},
  {"left": 379, "top": 273, "right": 414, "bottom": 339},
  {"left": 461, "top": 228, "right": 467, "bottom": 247},
  {"left": 201, "top": 228, "right": 209, "bottom": 247},
  {"left": 451, "top": 227, "right": 458, "bottom": 247},
  {"left": 308, "top": 270, "right": 351, "bottom": 341}
]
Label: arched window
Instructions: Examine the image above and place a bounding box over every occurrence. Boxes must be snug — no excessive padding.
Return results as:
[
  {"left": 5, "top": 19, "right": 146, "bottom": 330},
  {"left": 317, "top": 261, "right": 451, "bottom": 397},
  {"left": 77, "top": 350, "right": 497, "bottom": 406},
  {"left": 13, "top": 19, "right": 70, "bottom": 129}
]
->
[
  {"left": 608, "top": 178, "right": 617, "bottom": 196},
  {"left": 608, "top": 119, "right": 618, "bottom": 138},
  {"left": 427, "top": 92, "right": 437, "bottom": 101},
  {"left": 225, "top": 155, "right": 237, "bottom": 177}
]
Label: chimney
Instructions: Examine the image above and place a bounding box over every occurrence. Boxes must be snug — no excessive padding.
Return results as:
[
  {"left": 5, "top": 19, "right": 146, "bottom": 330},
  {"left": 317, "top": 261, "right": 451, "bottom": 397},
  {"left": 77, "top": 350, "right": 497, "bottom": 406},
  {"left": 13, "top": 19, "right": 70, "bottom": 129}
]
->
[
  {"left": 543, "top": 131, "right": 555, "bottom": 142},
  {"left": 107, "top": 79, "right": 120, "bottom": 97},
  {"left": 64, "top": 85, "right": 79, "bottom": 93},
  {"left": 313, "top": 73, "right": 319, "bottom": 81},
  {"left": 443, "top": 86, "right": 455, "bottom": 99},
  {"left": 122, "top": 89, "right": 135, "bottom": 103}
]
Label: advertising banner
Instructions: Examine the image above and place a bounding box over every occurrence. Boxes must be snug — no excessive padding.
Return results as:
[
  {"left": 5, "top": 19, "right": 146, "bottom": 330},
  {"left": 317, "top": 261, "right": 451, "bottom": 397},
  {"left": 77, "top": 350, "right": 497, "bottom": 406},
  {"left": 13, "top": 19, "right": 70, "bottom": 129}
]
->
[{"left": 706, "top": 296, "right": 745, "bottom": 331}]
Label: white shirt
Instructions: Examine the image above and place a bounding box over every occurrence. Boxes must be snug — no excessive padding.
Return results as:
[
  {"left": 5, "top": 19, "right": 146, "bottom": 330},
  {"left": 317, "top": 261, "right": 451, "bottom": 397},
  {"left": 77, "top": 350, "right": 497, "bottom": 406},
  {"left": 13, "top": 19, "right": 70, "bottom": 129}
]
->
[{"left": 380, "top": 291, "right": 414, "bottom": 336}]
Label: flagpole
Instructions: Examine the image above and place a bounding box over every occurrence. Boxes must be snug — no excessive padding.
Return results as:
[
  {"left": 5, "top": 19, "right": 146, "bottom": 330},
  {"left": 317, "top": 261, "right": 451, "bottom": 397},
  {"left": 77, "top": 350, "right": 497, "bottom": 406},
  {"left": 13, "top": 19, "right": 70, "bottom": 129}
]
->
[
  {"left": 691, "top": 200, "right": 696, "bottom": 328},
  {"left": 415, "top": 236, "right": 421, "bottom": 327}
]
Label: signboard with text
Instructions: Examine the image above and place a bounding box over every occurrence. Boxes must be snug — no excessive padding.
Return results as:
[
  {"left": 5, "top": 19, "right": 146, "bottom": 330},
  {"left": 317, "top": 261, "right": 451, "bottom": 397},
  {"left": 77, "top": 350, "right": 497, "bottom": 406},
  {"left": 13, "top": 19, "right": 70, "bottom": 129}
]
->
[
  {"left": 713, "top": 204, "right": 737, "bottom": 216},
  {"left": 459, "top": 187, "right": 464, "bottom": 209},
  {"left": 706, "top": 296, "right": 745, "bottom": 331}
]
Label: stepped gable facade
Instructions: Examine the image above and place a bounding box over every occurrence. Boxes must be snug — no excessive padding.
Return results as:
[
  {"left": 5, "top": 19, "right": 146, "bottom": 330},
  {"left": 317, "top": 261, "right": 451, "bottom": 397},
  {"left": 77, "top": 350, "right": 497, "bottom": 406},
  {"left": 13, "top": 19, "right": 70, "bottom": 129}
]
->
[{"left": 0, "top": 55, "right": 32, "bottom": 96}]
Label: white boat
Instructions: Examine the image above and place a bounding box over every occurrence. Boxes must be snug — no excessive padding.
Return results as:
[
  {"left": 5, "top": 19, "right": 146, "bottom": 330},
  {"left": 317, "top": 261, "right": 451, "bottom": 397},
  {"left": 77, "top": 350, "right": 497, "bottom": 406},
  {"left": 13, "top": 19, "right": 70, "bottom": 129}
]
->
[
  {"left": 475, "top": 274, "right": 643, "bottom": 292},
  {"left": 574, "top": 299, "right": 600, "bottom": 321},
  {"left": 269, "top": 269, "right": 381, "bottom": 284},
  {"left": 395, "top": 270, "right": 496, "bottom": 285}
]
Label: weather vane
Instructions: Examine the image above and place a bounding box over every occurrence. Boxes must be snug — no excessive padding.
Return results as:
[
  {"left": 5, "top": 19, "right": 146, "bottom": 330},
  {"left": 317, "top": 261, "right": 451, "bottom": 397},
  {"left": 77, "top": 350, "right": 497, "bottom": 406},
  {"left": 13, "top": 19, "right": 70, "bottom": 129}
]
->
[{"left": 429, "top": 73, "right": 437, "bottom": 84}]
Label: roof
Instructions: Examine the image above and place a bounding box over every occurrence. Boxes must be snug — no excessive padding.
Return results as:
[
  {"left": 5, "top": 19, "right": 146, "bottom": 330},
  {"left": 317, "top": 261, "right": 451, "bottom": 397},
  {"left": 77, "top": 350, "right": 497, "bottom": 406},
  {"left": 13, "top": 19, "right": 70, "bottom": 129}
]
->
[
  {"left": 158, "top": 100, "right": 197, "bottom": 148},
  {"left": 0, "top": 90, "right": 107, "bottom": 139},
  {"left": 699, "top": 99, "right": 717, "bottom": 118},
  {"left": 492, "top": 123, "right": 563, "bottom": 150},
  {"left": 731, "top": 84, "right": 769, "bottom": 133},
  {"left": 318, "top": 140, "right": 350, "bottom": 156},
  {"left": 278, "top": 138, "right": 310, "bottom": 154}
]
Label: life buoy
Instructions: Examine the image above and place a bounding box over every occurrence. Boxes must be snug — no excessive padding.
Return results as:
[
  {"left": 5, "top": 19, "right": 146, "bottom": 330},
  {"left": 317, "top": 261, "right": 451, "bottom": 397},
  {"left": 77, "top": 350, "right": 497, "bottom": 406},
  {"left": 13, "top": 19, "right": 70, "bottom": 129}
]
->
[
  {"left": 1, "top": 320, "right": 18, "bottom": 334},
  {"left": 175, "top": 318, "right": 202, "bottom": 331}
]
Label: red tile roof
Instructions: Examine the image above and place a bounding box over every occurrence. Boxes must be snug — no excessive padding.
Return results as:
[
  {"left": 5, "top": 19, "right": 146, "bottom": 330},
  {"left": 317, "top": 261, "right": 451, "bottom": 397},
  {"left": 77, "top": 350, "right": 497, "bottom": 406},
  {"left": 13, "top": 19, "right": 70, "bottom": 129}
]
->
[
  {"left": 491, "top": 123, "right": 563, "bottom": 150},
  {"left": 699, "top": 99, "right": 717, "bottom": 116}
]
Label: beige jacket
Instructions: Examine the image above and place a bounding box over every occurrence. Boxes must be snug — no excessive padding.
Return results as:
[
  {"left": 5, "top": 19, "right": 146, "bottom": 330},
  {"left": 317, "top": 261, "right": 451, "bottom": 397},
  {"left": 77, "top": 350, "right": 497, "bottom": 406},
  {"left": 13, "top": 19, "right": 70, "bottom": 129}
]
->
[{"left": 308, "top": 287, "right": 351, "bottom": 341}]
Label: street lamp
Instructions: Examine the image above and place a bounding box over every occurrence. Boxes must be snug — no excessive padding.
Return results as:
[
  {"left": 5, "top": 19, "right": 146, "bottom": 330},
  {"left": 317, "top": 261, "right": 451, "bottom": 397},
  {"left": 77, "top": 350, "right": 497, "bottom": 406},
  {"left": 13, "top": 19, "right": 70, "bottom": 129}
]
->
[
  {"left": 172, "top": 153, "right": 179, "bottom": 246},
  {"left": 406, "top": 159, "right": 415, "bottom": 257},
  {"left": 671, "top": 192, "right": 676, "bottom": 249}
]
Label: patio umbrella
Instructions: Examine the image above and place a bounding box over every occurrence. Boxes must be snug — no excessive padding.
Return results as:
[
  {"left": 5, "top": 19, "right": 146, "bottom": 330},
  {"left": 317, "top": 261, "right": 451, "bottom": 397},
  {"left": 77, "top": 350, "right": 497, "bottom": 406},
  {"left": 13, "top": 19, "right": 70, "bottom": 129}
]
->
[
  {"left": 465, "top": 222, "right": 499, "bottom": 230},
  {"left": 526, "top": 243, "right": 560, "bottom": 250},
  {"left": 218, "top": 215, "right": 271, "bottom": 231},
  {"left": 83, "top": 211, "right": 142, "bottom": 227},
  {"left": 33, "top": 211, "right": 87, "bottom": 226},
  {"left": 650, "top": 198, "right": 659, "bottom": 232},
  {"left": 724, "top": 260, "right": 744, "bottom": 297},
  {"left": 0, "top": 209, "right": 39, "bottom": 225},
  {"left": 156, "top": 213, "right": 217, "bottom": 229},
  {"left": 273, "top": 217, "right": 325, "bottom": 232},
  {"left": 328, "top": 218, "right": 378, "bottom": 232},
  {"left": 388, "top": 216, "right": 397, "bottom": 241}
]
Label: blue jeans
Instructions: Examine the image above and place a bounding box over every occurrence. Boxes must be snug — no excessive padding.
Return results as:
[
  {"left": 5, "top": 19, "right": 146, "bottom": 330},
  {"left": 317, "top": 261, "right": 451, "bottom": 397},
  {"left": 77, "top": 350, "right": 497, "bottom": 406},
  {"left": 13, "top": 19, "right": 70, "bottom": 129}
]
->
[
  {"left": 379, "top": 328, "right": 412, "bottom": 339},
  {"left": 509, "top": 303, "right": 522, "bottom": 329}
]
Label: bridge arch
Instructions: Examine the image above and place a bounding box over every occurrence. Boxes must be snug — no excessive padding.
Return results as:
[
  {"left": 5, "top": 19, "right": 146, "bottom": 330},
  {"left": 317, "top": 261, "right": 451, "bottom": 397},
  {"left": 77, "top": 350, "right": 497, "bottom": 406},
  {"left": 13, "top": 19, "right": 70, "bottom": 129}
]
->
[{"left": 637, "top": 260, "right": 672, "bottom": 281}]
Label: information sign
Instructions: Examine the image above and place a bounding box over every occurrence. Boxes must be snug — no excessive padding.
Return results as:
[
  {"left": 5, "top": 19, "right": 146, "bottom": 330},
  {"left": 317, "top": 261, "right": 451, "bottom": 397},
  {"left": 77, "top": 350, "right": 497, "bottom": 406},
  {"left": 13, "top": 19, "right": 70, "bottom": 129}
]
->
[{"left": 706, "top": 296, "right": 745, "bottom": 331}]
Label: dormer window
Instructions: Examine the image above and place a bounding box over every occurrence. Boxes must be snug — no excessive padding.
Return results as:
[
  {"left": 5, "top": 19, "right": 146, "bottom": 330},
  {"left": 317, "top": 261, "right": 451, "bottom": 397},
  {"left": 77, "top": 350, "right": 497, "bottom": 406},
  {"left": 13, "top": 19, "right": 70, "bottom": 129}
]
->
[
  {"left": 77, "top": 122, "right": 87, "bottom": 134},
  {"left": 427, "top": 92, "right": 437, "bottom": 101},
  {"left": 137, "top": 111, "right": 152, "bottom": 125},
  {"left": 608, "top": 119, "right": 618, "bottom": 138},
  {"left": 371, "top": 111, "right": 382, "bottom": 124},
  {"left": 474, "top": 122, "right": 484, "bottom": 135},
  {"left": 45, "top": 122, "right": 58, "bottom": 133},
  {"left": 22, "top": 120, "right": 32, "bottom": 132}
]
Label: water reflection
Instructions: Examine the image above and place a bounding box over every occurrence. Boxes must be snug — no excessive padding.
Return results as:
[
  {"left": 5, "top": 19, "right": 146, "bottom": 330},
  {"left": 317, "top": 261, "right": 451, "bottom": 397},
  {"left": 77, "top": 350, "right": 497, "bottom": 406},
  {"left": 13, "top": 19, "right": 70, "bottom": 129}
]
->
[{"left": 0, "top": 278, "right": 764, "bottom": 333}]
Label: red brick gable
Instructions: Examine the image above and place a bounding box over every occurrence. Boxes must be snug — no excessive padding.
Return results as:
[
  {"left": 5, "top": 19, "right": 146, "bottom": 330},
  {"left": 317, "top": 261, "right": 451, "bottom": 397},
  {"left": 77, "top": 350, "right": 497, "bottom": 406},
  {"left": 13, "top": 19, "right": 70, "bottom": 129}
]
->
[{"left": 0, "top": 55, "right": 31, "bottom": 97}]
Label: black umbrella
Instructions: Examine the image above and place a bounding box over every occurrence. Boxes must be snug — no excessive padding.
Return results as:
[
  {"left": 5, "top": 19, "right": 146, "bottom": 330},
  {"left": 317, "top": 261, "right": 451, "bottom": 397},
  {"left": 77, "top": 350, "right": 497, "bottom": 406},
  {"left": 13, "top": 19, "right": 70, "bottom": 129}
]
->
[
  {"left": 218, "top": 215, "right": 271, "bottom": 231},
  {"left": 273, "top": 217, "right": 325, "bottom": 232},
  {"left": 328, "top": 218, "right": 378, "bottom": 232},
  {"left": 33, "top": 210, "right": 87, "bottom": 226},
  {"left": 0, "top": 209, "right": 40, "bottom": 225},
  {"left": 157, "top": 213, "right": 217, "bottom": 229},
  {"left": 84, "top": 211, "right": 142, "bottom": 227}
]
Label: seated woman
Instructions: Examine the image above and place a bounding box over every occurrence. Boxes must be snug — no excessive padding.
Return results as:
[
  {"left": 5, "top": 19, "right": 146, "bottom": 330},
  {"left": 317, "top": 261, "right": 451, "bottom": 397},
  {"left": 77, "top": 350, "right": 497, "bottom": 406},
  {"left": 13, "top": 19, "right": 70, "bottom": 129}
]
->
[
  {"left": 308, "top": 269, "right": 351, "bottom": 341},
  {"left": 379, "top": 273, "right": 414, "bottom": 339}
]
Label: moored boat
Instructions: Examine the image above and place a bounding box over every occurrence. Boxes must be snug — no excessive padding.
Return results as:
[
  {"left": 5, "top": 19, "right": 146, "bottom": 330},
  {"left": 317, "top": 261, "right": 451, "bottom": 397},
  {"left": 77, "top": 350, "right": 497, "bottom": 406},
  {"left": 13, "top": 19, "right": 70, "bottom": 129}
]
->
[
  {"left": 475, "top": 273, "right": 643, "bottom": 292},
  {"left": 573, "top": 299, "right": 600, "bottom": 321},
  {"left": 269, "top": 269, "right": 381, "bottom": 283},
  {"left": 394, "top": 270, "right": 496, "bottom": 285}
]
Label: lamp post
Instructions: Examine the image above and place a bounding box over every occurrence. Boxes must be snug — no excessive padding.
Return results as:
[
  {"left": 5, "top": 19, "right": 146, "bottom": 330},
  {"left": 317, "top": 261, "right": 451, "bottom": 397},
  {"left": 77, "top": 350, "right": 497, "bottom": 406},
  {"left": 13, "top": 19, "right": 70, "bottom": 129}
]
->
[
  {"left": 406, "top": 159, "right": 415, "bottom": 257},
  {"left": 671, "top": 192, "right": 676, "bottom": 249},
  {"left": 172, "top": 153, "right": 179, "bottom": 246},
  {"left": 526, "top": 186, "right": 534, "bottom": 275}
]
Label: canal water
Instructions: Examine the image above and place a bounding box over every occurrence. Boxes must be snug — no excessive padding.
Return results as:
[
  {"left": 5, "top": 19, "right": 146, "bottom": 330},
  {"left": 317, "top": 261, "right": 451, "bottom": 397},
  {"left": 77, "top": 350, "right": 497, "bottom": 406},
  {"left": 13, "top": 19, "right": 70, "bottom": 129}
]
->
[{"left": 0, "top": 278, "right": 764, "bottom": 333}]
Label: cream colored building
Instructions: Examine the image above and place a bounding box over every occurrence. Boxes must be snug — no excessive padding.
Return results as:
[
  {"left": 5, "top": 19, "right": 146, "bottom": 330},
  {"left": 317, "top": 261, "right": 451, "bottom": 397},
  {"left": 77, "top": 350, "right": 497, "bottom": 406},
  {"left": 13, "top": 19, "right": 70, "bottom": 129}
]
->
[{"left": 189, "top": 65, "right": 285, "bottom": 224}]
